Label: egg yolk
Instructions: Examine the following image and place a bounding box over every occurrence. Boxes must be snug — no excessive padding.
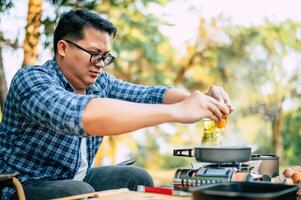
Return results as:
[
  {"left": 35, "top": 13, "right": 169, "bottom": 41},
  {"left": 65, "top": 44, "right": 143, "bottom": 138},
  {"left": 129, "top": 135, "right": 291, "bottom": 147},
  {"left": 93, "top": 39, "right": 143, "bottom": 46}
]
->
[{"left": 216, "top": 117, "right": 227, "bottom": 128}]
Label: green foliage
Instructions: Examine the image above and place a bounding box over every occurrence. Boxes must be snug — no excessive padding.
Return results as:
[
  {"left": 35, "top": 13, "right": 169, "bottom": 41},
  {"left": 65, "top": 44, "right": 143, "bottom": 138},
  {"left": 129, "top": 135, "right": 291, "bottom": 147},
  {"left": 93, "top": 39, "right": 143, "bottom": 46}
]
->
[
  {"left": 40, "top": 0, "right": 173, "bottom": 85},
  {"left": 173, "top": 17, "right": 301, "bottom": 164},
  {"left": 282, "top": 109, "right": 301, "bottom": 165},
  {"left": 95, "top": 0, "right": 172, "bottom": 85},
  {"left": 159, "top": 154, "right": 191, "bottom": 170},
  {"left": 0, "top": 0, "right": 13, "bottom": 12},
  {"left": 135, "top": 150, "right": 191, "bottom": 170},
  {"left": 2, "top": 0, "right": 301, "bottom": 168},
  {"left": 133, "top": 135, "right": 191, "bottom": 170}
]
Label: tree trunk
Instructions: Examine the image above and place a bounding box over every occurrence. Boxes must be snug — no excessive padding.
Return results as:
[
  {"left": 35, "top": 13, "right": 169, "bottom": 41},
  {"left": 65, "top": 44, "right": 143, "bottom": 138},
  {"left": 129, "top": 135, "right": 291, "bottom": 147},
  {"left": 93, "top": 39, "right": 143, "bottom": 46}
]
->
[
  {"left": 272, "top": 113, "right": 283, "bottom": 159},
  {"left": 0, "top": 45, "right": 7, "bottom": 110},
  {"left": 22, "top": 0, "right": 42, "bottom": 67}
]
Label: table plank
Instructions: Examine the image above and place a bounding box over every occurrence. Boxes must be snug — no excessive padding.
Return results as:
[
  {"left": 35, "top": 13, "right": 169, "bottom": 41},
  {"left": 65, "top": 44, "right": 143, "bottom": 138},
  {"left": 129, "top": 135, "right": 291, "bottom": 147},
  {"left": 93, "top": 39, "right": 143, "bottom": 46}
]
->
[{"left": 54, "top": 188, "right": 191, "bottom": 200}]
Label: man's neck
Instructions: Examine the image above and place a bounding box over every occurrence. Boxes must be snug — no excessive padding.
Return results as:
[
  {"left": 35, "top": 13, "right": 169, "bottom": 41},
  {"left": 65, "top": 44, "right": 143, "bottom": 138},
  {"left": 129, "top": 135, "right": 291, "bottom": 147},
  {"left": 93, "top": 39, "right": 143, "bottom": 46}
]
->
[
  {"left": 75, "top": 89, "right": 86, "bottom": 95},
  {"left": 56, "top": 57, "right": 87, "bottom": 95}
]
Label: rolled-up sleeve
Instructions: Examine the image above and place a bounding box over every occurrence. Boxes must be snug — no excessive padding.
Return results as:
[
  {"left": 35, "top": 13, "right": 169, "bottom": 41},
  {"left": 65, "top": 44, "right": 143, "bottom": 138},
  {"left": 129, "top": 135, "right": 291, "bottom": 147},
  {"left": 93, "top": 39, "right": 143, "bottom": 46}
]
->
[
  {"left": 13, "top": 68, "right": 97, "bottom": 136},
  {"left": 104, "top": 72, "right": 170, "bottom": 104}
]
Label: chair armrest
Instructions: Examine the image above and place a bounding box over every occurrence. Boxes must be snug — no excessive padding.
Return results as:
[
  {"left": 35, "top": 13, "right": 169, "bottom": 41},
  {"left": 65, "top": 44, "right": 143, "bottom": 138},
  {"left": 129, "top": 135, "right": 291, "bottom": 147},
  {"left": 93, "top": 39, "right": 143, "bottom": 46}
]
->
[
  {"left": 0, "top": 172, "right": 26, "bottom": 200},
  {"left": 0, "top": 172, "right": 20, "bottom": 187}
]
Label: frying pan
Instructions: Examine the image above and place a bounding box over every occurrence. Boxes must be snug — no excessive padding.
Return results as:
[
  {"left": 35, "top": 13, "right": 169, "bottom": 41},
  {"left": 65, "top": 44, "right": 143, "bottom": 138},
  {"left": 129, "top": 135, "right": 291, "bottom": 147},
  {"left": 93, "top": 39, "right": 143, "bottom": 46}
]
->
[{"left": 173, "top": 146, "right": 252, "bottom": 163}]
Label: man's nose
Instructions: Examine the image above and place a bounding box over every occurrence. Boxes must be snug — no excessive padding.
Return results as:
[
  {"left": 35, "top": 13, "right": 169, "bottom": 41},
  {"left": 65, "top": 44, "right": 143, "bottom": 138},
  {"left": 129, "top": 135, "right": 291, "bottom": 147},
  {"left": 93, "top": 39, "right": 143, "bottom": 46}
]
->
[{"left": 94, "top": 60, "right": 105, "bottom": 69}]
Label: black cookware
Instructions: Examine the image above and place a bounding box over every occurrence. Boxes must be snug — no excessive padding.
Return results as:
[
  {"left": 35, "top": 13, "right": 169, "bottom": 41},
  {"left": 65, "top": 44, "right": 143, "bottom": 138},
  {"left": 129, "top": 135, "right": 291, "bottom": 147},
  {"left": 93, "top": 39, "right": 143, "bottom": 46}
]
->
[
  {"left": 191, "top": 182, "right": 298, "bottom": 200},
  {"left": 173, "top": 146, "right": 252, "bottom": 163}
]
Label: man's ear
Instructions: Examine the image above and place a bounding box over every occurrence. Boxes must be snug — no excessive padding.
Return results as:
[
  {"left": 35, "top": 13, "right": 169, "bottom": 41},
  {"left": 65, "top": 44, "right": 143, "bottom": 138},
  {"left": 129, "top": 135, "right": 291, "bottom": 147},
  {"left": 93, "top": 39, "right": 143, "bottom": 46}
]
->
[{"left": 57, "top": 40, "right": 68, "bottom": 57}]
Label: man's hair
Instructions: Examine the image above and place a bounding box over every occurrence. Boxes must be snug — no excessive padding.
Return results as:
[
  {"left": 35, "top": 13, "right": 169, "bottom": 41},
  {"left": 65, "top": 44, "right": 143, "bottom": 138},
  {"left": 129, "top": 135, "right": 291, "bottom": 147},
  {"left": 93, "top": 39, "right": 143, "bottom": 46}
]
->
[{"left": 53, "top": 9, "right": 117, "bottom": 55}]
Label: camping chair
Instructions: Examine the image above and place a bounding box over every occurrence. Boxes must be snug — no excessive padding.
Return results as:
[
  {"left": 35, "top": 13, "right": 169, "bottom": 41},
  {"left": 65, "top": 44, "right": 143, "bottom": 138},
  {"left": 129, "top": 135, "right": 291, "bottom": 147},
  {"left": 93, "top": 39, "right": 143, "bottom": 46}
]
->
[{"left": 0, "top": 172, "right": 26, "bottom": 200}]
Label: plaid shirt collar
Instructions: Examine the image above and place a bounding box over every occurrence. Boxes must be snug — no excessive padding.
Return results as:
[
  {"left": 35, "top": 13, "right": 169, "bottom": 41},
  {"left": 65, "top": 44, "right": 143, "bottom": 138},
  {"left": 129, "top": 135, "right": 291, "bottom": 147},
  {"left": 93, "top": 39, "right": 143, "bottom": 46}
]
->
[{"left": 51, "top": 58, "right": 101, "bottom": 93}]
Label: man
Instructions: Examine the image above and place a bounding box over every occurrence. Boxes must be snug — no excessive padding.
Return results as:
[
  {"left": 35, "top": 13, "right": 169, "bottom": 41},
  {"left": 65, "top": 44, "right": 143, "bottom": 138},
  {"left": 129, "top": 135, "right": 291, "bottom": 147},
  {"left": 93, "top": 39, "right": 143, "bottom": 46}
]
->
[{"left": 0, "top": 9, "right": 232, "bottom": 200}]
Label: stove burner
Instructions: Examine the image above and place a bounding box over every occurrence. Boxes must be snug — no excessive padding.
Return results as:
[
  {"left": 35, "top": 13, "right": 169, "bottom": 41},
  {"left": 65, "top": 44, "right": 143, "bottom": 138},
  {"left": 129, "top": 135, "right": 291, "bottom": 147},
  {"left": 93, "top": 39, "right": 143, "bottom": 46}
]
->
[{"left": 204, "top": 163, "right": 254, "bottom": 172}]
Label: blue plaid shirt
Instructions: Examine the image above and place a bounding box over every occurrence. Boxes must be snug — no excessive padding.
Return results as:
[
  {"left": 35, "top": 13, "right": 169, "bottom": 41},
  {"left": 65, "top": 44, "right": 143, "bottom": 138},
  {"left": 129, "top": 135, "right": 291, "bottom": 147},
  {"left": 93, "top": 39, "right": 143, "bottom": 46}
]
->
[{"left": 0, "top": 59, "right": 169, "bottom": 199}]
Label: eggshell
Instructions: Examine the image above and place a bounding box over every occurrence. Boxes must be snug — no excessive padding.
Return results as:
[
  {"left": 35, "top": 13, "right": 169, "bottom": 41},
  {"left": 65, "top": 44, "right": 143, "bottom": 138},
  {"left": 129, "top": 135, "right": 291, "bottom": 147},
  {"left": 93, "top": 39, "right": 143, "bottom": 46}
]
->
[
  {"left": 232, "top": 172, "right": 248, "bottom": 181},
  {"left": 291, "top": 172, "right": 301, "bottom": 184},
  {"left": 283, "top": 168, "right": 295, "bottom": 178},
  {"left": 291, "top": 166, "right": 301, "bottom": 172}
]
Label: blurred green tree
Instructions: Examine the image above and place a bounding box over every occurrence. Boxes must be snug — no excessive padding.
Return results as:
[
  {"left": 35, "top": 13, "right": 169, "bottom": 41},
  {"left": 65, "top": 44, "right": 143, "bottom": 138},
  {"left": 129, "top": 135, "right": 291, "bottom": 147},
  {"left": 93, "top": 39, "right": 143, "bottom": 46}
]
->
[
  {"left": 180, "top": 17, "right": 301, "bottom": 160},
  {"left": 0, "top": 0, "right": 15, "bottom": 110},
  {"left": 0, "top": 0, "right": 174, "bottom": 165},
  {"left": 0, "top": 0, "right": 13, "bottom": 12},
  {"left": 1, "top": 1, "right": 301, "bottom": 169},
  {"left": 282, "top": 108, "right": 301, "bottom": 165}
]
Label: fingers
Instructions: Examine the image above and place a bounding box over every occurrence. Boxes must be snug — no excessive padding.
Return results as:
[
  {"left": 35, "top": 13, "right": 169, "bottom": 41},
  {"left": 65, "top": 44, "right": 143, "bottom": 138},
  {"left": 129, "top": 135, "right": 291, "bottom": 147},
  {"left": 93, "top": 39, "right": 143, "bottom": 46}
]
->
[
  {"left": 218, "top": 87, "right": 234, "bottom": 112},
  {"left": 207, "top": 85, "right": 234, "bottom": 112},
  {"left": 187, "top": 90, "right": 229, "bottom": 123},
  {"left": 207, "top": 95, "right": 230, "bottom": 116},
  {"left": 206, "top": 111, "right": 219, "bottom": 122},
  {"left": 193, "top": 91, "right": 227, "bottom": 121},
  {"left": 210, "top": 86, "right": 224, "bottom": 102},
  {"left": 207, "top": 102, "right": 223, "bottom": 122}
]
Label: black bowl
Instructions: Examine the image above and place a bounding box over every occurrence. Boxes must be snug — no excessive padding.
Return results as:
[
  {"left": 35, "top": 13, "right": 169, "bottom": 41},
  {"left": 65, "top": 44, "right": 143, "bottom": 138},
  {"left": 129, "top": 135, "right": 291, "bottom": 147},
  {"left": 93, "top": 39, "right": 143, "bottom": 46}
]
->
[{"left": 190, "top": 182, "right": 298, "bottom": 200}]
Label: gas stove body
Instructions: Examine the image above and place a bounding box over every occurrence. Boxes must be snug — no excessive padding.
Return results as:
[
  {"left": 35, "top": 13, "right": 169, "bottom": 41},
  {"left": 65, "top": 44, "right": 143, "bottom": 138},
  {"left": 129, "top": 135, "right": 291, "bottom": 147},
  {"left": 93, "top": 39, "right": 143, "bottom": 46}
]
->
[{"left": 173, "top": 163, "right": 258, "bottom": 191}]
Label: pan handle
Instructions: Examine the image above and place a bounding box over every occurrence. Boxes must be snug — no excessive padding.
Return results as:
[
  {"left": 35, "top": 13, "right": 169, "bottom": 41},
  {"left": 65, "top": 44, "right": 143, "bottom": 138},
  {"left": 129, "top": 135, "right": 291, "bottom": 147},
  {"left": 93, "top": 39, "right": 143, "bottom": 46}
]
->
[{"left": 173, "top": 149, "right": 194, "bottom": 157}]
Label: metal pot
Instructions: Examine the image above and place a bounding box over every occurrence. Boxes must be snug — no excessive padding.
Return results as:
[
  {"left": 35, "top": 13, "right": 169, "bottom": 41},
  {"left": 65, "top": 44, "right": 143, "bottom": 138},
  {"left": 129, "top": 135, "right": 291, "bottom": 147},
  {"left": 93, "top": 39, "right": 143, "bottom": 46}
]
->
[
  {"left": 173, "top": 146, "right": 252, "bottom": 163},
  {"left": 251, "top": 154, "right": 279, "bottom": 177}
]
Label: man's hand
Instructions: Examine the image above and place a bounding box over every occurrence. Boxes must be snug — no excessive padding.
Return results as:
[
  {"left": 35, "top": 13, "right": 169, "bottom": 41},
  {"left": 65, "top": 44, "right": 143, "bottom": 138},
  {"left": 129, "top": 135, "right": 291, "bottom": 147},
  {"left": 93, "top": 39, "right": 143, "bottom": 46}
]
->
[
  {"left": 83, "top": 87, "right": 233, "bottom": 136},
  {"left": 173, "top": 90, "right": 230, "bottom": 123},
  {"left": 206, "top": 85, "right": 234, "bottom": 112}
]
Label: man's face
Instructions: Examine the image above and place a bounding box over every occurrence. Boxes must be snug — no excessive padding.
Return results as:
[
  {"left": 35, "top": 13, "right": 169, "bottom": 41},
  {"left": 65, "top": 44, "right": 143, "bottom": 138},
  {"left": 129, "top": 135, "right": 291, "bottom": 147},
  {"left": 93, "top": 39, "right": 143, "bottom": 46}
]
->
[{"left": 63, "top": 27, "right": 111, "bottom": 89}]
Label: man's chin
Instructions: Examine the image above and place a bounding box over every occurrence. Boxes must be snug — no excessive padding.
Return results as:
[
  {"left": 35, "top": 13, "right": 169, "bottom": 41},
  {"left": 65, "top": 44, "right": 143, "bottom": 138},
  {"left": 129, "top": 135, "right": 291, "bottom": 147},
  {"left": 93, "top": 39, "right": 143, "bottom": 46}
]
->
[{"left": 86, "top": 76, "right": 99, "bottom": 85}]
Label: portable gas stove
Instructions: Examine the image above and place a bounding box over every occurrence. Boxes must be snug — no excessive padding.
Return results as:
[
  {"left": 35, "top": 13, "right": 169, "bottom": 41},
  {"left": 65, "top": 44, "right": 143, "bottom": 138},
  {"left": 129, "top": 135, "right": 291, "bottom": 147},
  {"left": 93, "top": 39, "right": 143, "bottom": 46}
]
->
[
  {"left": 172, "top": 147, "right": 266, "bottom": 191},
  {"left": 173, "top": 162, "right": 260, "bottom": 190}
]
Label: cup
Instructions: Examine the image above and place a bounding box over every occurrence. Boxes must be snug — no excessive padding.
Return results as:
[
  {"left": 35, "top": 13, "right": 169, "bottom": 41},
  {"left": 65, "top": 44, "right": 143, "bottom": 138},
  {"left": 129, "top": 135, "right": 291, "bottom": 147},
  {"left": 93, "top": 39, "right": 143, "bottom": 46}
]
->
[{"left": 201, "top": 118, "right": 224, "bottom": 146}]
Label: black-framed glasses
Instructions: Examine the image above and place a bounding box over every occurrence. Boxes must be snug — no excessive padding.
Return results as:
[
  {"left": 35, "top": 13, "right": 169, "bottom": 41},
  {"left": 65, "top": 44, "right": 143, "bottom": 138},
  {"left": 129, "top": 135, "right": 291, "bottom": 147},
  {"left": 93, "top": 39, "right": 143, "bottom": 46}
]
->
[{"left": 64, "top": 40, "right": 115, "bottom": 66}]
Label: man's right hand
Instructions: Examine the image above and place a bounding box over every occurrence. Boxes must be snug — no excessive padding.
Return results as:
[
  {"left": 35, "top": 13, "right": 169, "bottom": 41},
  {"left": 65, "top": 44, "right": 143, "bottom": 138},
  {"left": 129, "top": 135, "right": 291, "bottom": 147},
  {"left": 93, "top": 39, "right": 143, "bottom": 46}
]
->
[
  {"left": 83, "top": 90, "right": 230, "bottom": 136},
  {"left": 172, "top": 90, "right": 230, "bottom": 124}
]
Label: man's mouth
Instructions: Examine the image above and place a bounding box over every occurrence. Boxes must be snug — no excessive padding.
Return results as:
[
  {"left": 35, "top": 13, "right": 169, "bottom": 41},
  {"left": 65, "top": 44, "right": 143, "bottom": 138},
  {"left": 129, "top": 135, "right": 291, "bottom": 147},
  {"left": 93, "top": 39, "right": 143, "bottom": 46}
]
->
[{"left": 89, "top": 71, "right": 101, "bottom": 77}]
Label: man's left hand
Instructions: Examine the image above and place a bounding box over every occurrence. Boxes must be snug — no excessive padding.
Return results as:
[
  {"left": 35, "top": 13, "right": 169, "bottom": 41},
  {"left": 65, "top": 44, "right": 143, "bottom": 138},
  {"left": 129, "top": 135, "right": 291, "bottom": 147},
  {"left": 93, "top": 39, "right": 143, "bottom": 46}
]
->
[{"left": 206, "top": 85, "right": 234, "bottom": 113}]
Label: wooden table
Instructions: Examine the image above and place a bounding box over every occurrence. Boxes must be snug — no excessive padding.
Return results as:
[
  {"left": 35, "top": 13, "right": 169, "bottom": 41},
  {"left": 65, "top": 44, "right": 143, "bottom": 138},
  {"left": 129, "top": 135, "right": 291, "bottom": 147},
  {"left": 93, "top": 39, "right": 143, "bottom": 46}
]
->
[
  {"left": 54, "top": 188, "right": 192, "bottom": 200},
  {"left": 53, "top": 186, "right": 301, "bottom": 200}
]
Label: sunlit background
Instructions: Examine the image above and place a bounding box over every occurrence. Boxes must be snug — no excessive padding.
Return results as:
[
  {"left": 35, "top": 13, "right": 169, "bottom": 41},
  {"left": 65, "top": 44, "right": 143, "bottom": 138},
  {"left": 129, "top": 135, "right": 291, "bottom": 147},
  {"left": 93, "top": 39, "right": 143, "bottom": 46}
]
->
[{"left": 0, "top": 0, "right": 301, "bottom": 185}]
